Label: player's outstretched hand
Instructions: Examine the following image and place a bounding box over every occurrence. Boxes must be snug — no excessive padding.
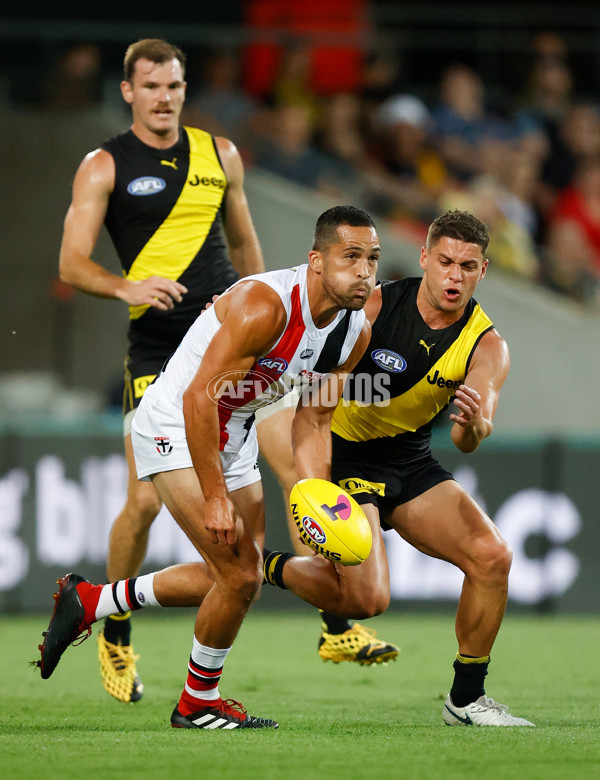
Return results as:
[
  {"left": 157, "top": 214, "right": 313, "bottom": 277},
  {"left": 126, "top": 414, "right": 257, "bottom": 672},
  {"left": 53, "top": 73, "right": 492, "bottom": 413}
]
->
[
  {"left": 121, "top": 276, "right": 188, "bottom": 310},
  {"left": 449, "top": 384, "right": 482, "bottom": 427}
]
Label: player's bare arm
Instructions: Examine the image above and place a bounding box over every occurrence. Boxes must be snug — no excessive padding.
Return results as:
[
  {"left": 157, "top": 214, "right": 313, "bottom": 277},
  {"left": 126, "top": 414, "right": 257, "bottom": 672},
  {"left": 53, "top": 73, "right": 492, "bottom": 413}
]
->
[
  {"left": 292, "top": 320, "right": 372, "bottom": 481},
  {"left": 182, "top": 281, "right": 286, "bottom": 545},
  {"left": 59, "top": 149, "right": 187, "bottom": 309},
  {"left": 216, "top": 137, "right": 265, "bottom": 277},
  {"left": 450, "top": 328, "right": 510, "bottom": 453}
]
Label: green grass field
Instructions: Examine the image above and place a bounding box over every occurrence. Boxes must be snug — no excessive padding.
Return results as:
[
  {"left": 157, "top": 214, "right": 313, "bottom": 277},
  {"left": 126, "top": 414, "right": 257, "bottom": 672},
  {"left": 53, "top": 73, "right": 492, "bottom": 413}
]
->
[{"left": 1, "top": 609, "right": 598, "bottom": 780}]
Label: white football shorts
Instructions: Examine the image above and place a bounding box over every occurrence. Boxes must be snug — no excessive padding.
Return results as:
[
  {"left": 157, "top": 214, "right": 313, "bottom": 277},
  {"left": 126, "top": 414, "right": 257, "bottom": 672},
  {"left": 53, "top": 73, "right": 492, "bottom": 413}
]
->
[{"left": 131, "top": 397, "right": 261, "bottom": 492}]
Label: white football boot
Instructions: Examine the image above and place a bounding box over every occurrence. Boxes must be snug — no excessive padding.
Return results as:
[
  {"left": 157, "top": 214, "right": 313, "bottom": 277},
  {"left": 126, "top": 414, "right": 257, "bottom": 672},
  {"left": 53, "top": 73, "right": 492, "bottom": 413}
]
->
[{"left": 442, "top": 694, "right": 535, "bottom": 726}]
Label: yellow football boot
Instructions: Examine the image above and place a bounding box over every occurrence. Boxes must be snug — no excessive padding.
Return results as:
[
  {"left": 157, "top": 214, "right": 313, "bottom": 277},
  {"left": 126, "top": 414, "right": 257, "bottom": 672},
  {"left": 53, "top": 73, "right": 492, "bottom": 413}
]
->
[
  {"left": 318, "top": 623, "right": 399, "bottom": 666},
  {"left": 97, "top": 630, "right": 144, "bottom": 703}
]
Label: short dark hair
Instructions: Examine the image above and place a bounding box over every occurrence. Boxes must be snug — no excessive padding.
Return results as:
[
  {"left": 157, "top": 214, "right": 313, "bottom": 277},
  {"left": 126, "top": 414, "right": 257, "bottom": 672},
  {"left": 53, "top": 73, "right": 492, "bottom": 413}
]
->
[
  {"left": 426, "top": 210, "right": 489, "bottom": 254},
  {"left": 123, "top": 39, "right": 186, "bottom": 82},
  {"left": 312, "top": 206, "right": 376, "bottom": 251}
]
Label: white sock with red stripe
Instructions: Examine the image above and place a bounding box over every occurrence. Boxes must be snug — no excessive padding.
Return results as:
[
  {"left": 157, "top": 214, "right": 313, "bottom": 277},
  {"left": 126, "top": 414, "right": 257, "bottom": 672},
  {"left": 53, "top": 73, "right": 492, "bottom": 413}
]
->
[
  {"left": 178, "top": 637, "right": 231, "bottom": 716},
  {"left": 76, "top": 574, "right": 159, "bottom": 626}
]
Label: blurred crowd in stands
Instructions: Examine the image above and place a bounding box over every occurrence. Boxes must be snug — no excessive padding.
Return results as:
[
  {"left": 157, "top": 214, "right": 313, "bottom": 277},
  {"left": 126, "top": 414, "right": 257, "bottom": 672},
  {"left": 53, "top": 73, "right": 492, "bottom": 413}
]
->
[{"left": 34, "top": 25, "right": 600, "bottom": 307}]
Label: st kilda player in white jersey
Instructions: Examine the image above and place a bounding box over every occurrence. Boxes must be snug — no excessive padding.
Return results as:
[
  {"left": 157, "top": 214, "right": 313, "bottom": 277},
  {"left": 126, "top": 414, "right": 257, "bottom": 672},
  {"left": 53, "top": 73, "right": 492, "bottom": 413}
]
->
[
  {"left": 34, "top": 207, "right": 380, "bottom": 732},
  {"left": 133, "top": 262, "right": 367, "bottom": 477}
]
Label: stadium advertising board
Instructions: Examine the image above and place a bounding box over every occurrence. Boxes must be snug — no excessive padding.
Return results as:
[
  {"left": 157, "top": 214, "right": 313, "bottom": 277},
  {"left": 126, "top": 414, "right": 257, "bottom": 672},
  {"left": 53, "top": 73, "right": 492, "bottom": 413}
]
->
[{"left": 0, "top": 429, "right": 598, "bottom": 612}]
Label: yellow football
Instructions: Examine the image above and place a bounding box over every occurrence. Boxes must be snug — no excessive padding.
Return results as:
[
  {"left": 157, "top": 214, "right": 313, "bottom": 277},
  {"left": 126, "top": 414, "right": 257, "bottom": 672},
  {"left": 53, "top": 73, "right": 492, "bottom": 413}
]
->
[{"left": 289, "top": 478, "right": 372, "bottom": 566}]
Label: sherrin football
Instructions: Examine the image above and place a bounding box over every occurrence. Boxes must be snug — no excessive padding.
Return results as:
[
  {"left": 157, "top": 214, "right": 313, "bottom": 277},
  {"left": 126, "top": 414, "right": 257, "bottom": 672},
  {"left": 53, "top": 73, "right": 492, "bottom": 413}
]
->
[{"left": 289, "top": 478, "right": 372, "bottom": 566}]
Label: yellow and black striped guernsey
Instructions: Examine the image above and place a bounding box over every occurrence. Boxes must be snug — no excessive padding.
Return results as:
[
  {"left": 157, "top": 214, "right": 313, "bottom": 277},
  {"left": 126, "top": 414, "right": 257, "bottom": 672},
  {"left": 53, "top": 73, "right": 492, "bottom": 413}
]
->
[
  {"left": 332, "top": 277, "right": 493, "bottom": 455},
  {"left": 101, "top": 127, "right": 238, "bottom": 352}
]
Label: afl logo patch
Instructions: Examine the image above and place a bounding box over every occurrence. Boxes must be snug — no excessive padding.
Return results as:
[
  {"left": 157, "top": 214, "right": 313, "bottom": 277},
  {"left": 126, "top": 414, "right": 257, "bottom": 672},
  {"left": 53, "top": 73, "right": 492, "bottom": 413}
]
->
[
  {"left": 127, "top": 176, "right": 166, "bottom": 196},
  {"left": 302, "top": 516, "right": 327, "bottom": 545},
  {"left": 258, "top": 357, "right": 288, "bottom": 372},
  {"left": 371, "top": 348, "right": 407, "bottom": 373}
]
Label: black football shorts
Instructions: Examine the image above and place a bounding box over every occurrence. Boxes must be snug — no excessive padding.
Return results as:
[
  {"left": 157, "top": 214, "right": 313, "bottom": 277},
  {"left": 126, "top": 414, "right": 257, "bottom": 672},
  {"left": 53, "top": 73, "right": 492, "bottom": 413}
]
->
[
  {"left": 122, "top": 346, "right": 174, "bottom": 415},
  {"left": 331, "top": 432, "right": 453, "bottom": 529}
]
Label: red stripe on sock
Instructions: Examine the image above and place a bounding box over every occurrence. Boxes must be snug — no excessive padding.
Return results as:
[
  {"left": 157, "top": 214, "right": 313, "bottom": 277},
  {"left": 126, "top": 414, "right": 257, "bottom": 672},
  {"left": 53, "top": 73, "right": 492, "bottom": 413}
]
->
[
  {"left": 186, "top": 666, "right": 222, "bottom": 693},
  {"left": 123, "top": 579, "right": 135, "bottom": 610},
  {"left": 189, "top": 659, "right": 222, "bottom": 676}
]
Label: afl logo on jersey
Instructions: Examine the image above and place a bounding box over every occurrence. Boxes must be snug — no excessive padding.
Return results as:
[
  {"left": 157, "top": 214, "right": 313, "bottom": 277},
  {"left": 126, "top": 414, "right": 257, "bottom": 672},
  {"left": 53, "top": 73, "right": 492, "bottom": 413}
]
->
[
  {"left": 258, "top": 357, "right": 288, "bottom": 372},
  {"left": 371, "top": 348, "right": 407, "bottom": 373},
  {"left": 127, "top": 176, "right": 166, "bottom": 196}
]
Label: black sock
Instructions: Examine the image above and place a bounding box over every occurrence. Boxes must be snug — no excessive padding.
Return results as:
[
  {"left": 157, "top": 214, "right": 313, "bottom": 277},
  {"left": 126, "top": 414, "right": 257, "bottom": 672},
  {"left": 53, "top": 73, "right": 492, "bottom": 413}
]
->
[
  {"left": 320, "top": 610, "right": 352, "bottom": 634},
  {"left": 104, "top": 612, "right": 132, "bottom": 645},
  {"left": 263, "top": 550, "right": 293, "bottom": 589},
  {"left": 450, "top": 655, "right": 490, "bottom": 707}
]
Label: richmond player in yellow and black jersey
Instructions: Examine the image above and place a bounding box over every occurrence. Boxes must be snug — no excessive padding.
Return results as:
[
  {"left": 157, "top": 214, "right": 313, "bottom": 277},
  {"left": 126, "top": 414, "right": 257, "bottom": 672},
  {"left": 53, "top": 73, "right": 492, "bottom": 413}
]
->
[
  {"left": 101, "top": 124, "right": 240, "bottom": 410},
  {"left": 264, "top": 211, "right": 535, "bottom": 727},
  {"left": 58, "top": 39, "right": 264, "bottom": 705},
  {"left": 330, "top": 273, "right": 493, "bottom": 517}
]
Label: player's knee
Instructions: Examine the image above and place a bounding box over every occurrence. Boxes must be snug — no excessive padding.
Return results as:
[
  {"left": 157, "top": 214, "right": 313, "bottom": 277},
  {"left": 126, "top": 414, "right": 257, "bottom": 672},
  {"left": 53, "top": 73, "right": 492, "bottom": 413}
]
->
[
  {"left": 349, "top": 599, "right": 388, "bottom": 620},
  {"left": 341, "top": 584, "right": 390, "bottom": 619},
  {"left": 470, "top": 535, "right": 512, "bottom": 584},
  {"left": 236, "top": 571, "right": 263, "bottom": 605},
  {"left": 225, "top": 563, "right": 263, "bottom": 604},
  {"left": 128, "top": 489, "right": 162, "bottom": 527}
]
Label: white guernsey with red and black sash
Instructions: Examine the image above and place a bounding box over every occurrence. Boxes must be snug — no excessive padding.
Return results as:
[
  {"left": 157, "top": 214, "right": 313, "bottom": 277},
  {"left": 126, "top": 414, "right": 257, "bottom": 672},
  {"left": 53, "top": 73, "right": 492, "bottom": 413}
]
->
[{"left": 131, "top": 264, "right": 365, "bottom": 481}]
